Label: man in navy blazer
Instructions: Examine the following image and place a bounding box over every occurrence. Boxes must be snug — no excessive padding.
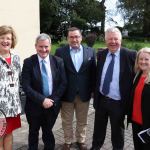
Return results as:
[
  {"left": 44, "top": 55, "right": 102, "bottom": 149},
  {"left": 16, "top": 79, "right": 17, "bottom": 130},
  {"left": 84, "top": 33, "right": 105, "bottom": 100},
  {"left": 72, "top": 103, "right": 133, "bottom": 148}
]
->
[
  {"left": 90, "top": 27, "right": 136, "bottom": 150},
  {"left": 22, "top": 33, "right": 67, "bottom": 150},
  {"left": 55, "top": 27, "right": 96, "bottom": 150}
]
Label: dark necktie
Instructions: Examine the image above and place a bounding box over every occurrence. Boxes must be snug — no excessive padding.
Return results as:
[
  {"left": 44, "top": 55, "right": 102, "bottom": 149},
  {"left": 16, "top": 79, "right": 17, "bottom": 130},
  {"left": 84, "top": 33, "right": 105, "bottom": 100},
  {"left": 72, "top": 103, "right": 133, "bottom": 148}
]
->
[
  {"left": 41, "top": 60, "right": 49, "bottom": 96},
  {"left": 102, "top": 54, "right": 115, "bottom": 95}
]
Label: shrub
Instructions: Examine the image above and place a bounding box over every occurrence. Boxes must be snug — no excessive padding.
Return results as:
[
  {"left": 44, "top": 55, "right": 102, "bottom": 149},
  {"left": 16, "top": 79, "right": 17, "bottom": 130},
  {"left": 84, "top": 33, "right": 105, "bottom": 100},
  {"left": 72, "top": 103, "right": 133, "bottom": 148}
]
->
[
  {"left": 85, "top": 33, "right": 97, "bottom": 47},
  {"left": 122, "top": 41, "right": 144, "bottom": 51}
]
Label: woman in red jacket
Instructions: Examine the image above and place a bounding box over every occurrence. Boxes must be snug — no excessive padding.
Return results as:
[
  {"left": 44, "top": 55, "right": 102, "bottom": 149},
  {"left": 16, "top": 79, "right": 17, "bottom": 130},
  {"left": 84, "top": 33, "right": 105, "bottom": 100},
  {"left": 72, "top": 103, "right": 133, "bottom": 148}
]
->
[{"left": 128, "top": 47, "right": 150, "bottom": 150}]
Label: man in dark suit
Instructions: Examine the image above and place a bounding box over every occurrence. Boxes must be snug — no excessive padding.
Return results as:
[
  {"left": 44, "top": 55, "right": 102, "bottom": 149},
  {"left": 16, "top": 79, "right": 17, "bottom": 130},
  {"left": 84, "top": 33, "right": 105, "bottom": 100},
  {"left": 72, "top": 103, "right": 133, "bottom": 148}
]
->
[
  {"left": 55, "top": 27, "right": 96, "bottom": 150},
  {"left": 90, "top": 27, "right": 136, "bottom": 150},
  {"left": 22, "top": 33, "right": 67, "bottom": 150}
]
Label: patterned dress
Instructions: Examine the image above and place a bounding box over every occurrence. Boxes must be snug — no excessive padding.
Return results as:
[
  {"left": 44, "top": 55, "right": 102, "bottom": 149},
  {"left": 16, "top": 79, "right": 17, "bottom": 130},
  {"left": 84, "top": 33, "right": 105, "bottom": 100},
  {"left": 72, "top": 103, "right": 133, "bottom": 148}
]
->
[{"left": 0, "top": 53, "right": 22, "bottom": 134}]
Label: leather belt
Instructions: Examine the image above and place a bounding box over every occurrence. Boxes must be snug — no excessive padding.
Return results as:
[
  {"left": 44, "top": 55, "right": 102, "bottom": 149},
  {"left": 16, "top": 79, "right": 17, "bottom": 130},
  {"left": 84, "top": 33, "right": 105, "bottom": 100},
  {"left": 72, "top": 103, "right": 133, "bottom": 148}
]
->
[
  {"left": 101, "top": 94, "right": 112, "bottom": 100},
  {"left": 100, "top": 93, "right": 121, "bottom": 103}
]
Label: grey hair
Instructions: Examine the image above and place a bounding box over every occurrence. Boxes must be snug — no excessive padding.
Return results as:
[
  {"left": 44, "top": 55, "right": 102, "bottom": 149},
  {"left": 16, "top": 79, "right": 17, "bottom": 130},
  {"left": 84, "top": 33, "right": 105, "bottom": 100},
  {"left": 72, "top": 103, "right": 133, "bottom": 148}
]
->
[
  {"left": 134, "top": 47, "right": 150, "bottom": 84},
  {"left": 105, "top": 27, "right": 122, "bottom": 40},
  {"left": 35, "top": 33, "right": 51, "bottom": 45}
]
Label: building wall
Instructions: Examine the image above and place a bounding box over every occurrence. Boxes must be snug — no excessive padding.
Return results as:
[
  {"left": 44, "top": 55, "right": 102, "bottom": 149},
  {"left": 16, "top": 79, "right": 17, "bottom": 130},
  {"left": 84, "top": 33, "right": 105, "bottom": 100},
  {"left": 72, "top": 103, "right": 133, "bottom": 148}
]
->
[{"left": 0, "top": 0, "right": 40, "bottom": 65}]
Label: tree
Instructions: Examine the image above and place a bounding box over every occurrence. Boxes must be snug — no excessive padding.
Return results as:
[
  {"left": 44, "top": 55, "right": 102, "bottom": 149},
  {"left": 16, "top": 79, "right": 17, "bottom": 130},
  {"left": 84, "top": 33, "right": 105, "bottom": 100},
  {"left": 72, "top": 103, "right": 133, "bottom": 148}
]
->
[
  {"left": 74, "top": 0, "right": 105, "bottom": 33},
  {"left": 117, "top": 0, "right": 150, "bottom": 36},
  {"left": 40, "top": 0, "right": 60, "bottom": 33},
  {"left": 40, "top": 0, "right": 106, "bottom": 41},
  {"left": 40, "top": 0, "right": 67, "bottom": 41}
]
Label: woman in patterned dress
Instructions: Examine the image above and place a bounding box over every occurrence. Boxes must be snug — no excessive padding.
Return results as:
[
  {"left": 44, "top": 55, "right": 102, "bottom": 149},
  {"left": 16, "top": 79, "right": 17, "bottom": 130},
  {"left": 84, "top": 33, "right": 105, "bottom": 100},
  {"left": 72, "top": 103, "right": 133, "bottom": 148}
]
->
[{"left": 0, "top": 25, "right": 22, "bottom": 150}]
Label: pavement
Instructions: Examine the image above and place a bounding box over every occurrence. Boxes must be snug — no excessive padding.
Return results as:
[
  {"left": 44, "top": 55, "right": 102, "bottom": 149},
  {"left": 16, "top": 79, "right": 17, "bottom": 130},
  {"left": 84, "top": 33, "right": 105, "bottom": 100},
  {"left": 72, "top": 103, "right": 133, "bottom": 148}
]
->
[{"left": 13, "top": 101, "right": 134, "bottom": 150}]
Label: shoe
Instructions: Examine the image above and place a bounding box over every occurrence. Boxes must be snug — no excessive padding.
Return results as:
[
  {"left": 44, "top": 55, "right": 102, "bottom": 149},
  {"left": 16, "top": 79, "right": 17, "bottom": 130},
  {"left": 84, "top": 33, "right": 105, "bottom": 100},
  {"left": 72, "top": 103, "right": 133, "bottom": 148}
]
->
[
  {"left": 76, "top": 142, "right": 87, "bottom": 150},
  {"left": 62, "top": 143, "right": 71, "bottom": 150}
]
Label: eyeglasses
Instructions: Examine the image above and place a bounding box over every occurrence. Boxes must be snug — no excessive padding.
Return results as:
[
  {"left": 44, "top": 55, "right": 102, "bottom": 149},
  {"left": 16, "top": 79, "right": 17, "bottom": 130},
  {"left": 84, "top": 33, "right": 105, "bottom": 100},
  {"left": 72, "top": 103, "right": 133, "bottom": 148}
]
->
[{"left": 68, "top": 36, "right": 81, "bottom": 39}]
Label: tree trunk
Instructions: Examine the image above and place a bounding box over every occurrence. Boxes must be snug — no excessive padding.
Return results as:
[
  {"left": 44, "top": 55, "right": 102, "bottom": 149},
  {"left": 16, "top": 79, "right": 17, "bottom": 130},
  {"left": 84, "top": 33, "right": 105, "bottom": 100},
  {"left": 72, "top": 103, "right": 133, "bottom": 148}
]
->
[
  {"left": 143, "top": 0, "right": 150, "bottom": 36},
  {"left": 100, "top": 0, "right": 106, "bottom": 34}
]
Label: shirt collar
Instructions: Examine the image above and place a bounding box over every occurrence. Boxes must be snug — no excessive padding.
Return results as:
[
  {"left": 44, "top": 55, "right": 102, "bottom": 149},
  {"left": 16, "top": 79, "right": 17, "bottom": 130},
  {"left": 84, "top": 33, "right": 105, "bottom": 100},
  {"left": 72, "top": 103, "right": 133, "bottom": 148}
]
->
[
  {"left": 70, "top": 45, "right": 82, "bottom": 52},
  {"left": 108, "top": 48, "right": 120, "bottom": 57},
  {"left": 38, "top": 54, "right": 50, "bottom": 63}
]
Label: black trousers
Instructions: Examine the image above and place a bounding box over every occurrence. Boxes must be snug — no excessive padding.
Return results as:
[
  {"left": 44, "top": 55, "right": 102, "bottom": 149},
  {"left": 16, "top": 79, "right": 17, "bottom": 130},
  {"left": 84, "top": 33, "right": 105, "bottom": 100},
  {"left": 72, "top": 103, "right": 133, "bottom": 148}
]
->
[
  {"left": 92, "top": 97, "right": 124, "bottom": 150},
  {"left": 26, "top": 109, "right": 58, "bottom": 150},
  {"left": 132, "top": 122, "right": 150, "bottom": 150}
]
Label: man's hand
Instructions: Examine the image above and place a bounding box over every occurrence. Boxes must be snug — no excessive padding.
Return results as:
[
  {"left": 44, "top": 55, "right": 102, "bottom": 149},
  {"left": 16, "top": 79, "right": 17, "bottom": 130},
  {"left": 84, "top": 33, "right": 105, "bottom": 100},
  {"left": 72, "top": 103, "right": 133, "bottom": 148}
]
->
[{"left": 43, "top": 98, "right": 54, "bottom": 109}]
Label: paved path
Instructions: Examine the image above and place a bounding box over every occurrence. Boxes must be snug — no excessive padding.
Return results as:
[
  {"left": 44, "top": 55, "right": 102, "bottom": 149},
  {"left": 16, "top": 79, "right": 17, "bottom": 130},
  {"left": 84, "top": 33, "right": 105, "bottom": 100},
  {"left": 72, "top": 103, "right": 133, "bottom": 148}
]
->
[{"left": 13, "top": 103, "right": 134, "bottom": 150}]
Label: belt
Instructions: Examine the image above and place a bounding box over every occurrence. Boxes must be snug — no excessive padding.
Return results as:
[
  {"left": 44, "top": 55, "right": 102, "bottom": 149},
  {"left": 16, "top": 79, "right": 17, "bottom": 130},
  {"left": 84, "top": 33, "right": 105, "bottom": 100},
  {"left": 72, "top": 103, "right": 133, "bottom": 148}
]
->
[
  {"left": 101, "top": 94, "right": 112, "bottom": 100},
  {"left": 100, "top": 93, "right": 121, "bottom": 102}
]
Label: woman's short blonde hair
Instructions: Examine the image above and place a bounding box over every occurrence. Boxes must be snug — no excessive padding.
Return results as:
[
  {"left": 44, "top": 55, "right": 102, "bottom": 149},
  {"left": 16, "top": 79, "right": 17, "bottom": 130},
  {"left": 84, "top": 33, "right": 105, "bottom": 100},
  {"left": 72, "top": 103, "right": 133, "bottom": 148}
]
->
[
  {"left": 134, "top": 47, "right": 150, "bottom": 83},
  {"left": 0, "top": 25, "right": 17, "bottom": 48}
]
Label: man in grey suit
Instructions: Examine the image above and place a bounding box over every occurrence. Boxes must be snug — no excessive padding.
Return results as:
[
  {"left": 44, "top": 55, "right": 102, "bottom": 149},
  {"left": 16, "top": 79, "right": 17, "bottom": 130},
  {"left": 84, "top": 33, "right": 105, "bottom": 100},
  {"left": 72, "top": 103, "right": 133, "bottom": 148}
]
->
[
  {"left": 55, "top": 27, "right": 96, "bottom": 150},
  {"left": 90, "top": 27, "right": 136, "bottom": 150}
]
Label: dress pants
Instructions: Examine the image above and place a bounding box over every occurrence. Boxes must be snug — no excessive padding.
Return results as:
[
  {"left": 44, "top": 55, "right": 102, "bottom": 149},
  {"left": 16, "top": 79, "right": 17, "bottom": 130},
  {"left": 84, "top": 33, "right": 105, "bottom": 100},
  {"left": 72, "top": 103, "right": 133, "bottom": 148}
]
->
[
  {"left": 92, "top": 96, "right": 124, "bottom": 150},
  {"left": 61, "top": 96, "right": 90, "bottom": 144},
  {"left": 26, "top": 109, "right": 58, "bottom": 150},
  {"left": 132, "top": 122, "right": 150, "bottom": 150}
]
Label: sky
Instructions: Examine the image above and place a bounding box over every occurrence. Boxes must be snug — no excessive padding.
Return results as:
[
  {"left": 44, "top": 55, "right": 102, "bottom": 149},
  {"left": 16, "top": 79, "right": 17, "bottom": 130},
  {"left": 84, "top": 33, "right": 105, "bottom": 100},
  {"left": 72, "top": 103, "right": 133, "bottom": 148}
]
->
[{"left": 104, "top": 0, "right": 124, "bottom": 29}]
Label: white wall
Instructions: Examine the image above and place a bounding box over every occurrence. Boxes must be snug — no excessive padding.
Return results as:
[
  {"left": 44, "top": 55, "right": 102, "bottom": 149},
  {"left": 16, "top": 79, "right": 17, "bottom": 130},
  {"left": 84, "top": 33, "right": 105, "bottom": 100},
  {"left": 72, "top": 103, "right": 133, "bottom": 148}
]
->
[{"left": 0, "top": 0, "right": 40, "bottom": 65}]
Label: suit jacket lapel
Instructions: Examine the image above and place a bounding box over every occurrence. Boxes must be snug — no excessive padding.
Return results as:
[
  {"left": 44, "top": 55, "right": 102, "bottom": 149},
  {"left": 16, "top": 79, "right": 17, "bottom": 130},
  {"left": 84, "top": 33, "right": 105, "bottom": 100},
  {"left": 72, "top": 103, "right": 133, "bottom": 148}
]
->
[
  {"left": 100, "top": 49, "right": 108, "bottom": 68},
  {"left": 119, "top": 48, "right": 126, "bottom": 82},
  {"left": 49, "top": 55, "right": 55, "bottom": 81},
  {"left": 78, "top": 46, "right": 87, "bottom": 72},
  {"left": 33, "top": 55, "right": 42, "bottom": 85},
  {"left": 97, "top": 49, "right": 108, "bottom": 87},
  {"left": 65, "top": 46, "right": 77, "bottom": 72}
]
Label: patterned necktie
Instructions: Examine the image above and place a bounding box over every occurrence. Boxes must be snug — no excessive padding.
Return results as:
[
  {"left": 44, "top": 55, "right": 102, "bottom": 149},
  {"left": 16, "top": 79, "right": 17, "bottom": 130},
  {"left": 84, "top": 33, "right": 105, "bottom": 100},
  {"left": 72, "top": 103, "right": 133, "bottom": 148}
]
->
[
  {"left": 41, "top": 60, "right": 49, "bottom": 96},
  {"left": 102, "top": 53, "right": 115, "bottom": 95}
]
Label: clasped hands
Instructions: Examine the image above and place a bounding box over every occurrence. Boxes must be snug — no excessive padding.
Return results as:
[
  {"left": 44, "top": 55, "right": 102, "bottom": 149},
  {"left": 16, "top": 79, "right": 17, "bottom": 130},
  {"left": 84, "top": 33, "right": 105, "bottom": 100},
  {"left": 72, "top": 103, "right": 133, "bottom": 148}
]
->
[{"left": 43, "top": 98, "right": 54, "bottom": 109}]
